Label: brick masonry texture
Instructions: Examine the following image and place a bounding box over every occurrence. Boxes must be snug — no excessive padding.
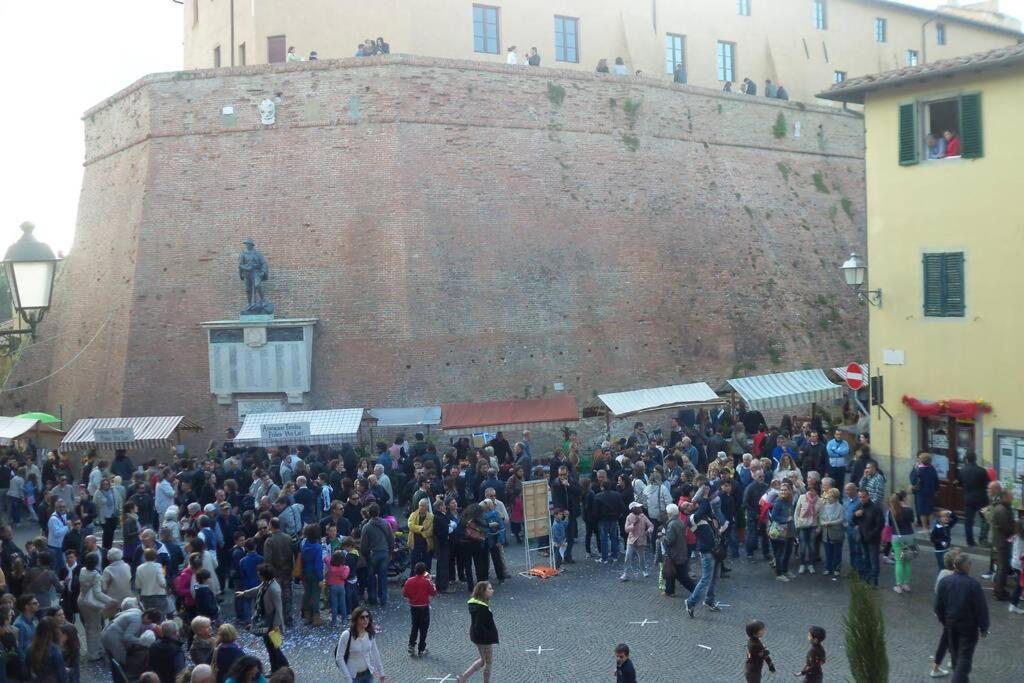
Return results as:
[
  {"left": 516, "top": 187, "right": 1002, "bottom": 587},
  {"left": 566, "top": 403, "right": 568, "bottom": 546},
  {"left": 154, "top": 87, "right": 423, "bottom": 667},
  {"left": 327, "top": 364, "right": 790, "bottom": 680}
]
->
[{"left": 1, "top": 56, "right": 867, "bottom": 450}]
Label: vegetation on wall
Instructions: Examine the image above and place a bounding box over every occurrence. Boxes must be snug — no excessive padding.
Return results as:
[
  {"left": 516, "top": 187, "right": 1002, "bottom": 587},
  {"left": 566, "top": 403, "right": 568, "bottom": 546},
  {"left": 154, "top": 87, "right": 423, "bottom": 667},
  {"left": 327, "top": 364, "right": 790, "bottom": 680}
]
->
[{"left": 773, "top": 112, "right": 788, "bottom": 139}]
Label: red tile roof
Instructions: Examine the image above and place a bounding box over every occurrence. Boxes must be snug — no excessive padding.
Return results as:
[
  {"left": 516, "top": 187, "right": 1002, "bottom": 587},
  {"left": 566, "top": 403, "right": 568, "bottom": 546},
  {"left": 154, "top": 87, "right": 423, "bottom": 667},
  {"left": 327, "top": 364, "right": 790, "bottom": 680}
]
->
[{"left": 818, "top": 42, "right": 1024, "bottom": 103}]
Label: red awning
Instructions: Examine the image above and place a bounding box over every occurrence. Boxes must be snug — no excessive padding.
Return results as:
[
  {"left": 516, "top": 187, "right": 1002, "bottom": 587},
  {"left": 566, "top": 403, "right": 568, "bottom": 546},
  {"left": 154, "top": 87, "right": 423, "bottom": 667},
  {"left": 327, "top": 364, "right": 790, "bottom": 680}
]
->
[
  {"left": 902, "top": 395, "right": 992, "bottom": 420},
  {"left": 441, "top": 396, "right": 579, "bottom": 431}
]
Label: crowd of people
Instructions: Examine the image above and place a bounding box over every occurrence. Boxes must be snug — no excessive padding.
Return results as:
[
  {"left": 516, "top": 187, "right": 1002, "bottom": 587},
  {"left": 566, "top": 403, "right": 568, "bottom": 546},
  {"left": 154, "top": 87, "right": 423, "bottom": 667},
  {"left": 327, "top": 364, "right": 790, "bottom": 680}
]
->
[
  {"left": 280, "top": 37, "right": 392, "bottom": 63},
  {"left": 0, "top": 403, "right": 1019, "bottom": 681}
]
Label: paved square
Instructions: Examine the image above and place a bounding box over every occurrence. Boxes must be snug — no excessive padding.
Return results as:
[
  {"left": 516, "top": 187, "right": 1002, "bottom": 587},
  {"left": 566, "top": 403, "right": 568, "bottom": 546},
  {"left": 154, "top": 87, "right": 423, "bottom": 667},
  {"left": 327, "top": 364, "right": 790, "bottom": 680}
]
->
[{"left": 76, "top": 538, "right": 1024, "bottom": 682}]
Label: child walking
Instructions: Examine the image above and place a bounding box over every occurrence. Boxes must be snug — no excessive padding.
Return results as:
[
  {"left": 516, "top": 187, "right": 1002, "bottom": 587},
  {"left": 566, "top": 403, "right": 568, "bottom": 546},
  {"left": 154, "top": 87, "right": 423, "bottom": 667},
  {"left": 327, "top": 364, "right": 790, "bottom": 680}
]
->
[
  {"left": 930, "top": 508, "right": 958, "bottom": 571},
  {"left": 621, "top": 502, "right": 653, "bottom": 581},
  {"left": 402, "top": 561, "right": 438, "bottom": 657},
  {"left": 325, "top": 550, "right": 350, "bottom": 627},
  {"left": 744, "top": 620, "right": 776, "bottom": 683},
  {"left": 614, "top": 643, "right": 637, "bottom": 683},
  {"left": 551, "top": 509, "right": 569, "bottom": 569},
  {"left": 797, "top": 626, "right": 826, "bottom": 683}
]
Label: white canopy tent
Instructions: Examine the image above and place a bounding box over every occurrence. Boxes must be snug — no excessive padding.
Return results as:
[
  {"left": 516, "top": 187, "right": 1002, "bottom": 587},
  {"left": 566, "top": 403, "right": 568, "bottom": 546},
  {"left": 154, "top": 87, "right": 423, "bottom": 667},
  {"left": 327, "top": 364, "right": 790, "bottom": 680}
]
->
[
  {"left": 725, "top": 369, "right": 844, "bottom": 411},
  {"left": 597, "top": 382, "right": 722, "bottom": 417},
  {"left": 234, "top": 409, "right": 364, "bottom": 448},
  {"left": 60, "top": 416, "right": 203, "bottom": 452},
  {"left": 0, "top": 416, "right": 64, "bottom": 446}
]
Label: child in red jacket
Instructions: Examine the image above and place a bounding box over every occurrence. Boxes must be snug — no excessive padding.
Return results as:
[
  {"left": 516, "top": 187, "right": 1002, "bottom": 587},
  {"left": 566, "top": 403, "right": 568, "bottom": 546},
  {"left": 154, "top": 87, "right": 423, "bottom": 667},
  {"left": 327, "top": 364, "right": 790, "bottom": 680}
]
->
[{"left": 402, "top": 561, "right": 438, "bottom": 657}]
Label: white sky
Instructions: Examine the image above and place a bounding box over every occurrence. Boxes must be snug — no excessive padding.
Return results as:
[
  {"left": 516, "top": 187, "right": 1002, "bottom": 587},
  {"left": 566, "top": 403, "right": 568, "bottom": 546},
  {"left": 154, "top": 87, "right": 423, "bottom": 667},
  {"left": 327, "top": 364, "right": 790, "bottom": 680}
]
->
[{"left": 0, "top": 0, "right": 1022, "bottom": 256}]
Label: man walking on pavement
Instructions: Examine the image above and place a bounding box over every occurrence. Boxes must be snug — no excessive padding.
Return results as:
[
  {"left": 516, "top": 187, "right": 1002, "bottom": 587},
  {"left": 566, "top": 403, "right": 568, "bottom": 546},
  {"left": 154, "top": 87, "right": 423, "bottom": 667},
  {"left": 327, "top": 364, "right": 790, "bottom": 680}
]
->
[
  {"left": 550, "top": 466, "right": 580, "bottom": 563},
  {"left": 987, "top": 488, "right": 1015, "bottom": 601},
  {"left": 958, "top": 452, "right": 989, "bottom": 547},
  {"left": 935, "top": 554, "right": 989, "bottom": 682}
]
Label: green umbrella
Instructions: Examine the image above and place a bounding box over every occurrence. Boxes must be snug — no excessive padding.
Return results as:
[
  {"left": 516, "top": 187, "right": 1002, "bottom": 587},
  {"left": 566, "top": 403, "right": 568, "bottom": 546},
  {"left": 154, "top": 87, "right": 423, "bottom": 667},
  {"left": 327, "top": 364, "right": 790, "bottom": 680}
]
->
[{"left": 15, "top": 412, "right": 62, "bottom": 424}]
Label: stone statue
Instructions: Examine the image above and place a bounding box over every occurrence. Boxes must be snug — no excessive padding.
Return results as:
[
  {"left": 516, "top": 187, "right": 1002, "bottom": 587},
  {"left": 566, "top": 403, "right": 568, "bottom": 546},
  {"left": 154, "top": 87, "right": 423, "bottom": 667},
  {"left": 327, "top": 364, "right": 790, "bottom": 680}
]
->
[
  {"left": 239, "top": 237, "right": 273, "bottom": 315},
  {"left": 258, "top": 98, "right": 276, "bottom": 125}
]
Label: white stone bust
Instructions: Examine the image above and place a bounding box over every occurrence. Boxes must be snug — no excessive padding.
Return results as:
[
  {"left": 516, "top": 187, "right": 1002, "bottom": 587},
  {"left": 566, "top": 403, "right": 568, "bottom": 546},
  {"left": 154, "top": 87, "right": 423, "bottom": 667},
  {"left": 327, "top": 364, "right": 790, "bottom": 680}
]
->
[{"left": 258, "top": 98, "right": 276, "bottom": 125}]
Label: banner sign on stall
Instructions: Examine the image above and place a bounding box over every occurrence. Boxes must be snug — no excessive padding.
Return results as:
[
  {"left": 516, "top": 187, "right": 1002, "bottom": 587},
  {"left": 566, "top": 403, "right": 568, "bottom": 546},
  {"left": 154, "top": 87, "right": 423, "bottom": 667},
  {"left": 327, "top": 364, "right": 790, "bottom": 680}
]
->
[
  {"left": 93, "top": 427, "right": 136, "bottom": 443},
  {"left": 260, "top": 422, "right": 311, "bottom": 441}
]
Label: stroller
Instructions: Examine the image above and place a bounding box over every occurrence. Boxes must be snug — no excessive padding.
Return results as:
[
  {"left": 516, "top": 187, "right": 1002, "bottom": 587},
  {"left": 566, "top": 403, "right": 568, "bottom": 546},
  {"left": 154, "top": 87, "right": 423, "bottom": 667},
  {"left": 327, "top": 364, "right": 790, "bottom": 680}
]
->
[{"left": 389, "top": 529, "right": 411, "bottom": 578}]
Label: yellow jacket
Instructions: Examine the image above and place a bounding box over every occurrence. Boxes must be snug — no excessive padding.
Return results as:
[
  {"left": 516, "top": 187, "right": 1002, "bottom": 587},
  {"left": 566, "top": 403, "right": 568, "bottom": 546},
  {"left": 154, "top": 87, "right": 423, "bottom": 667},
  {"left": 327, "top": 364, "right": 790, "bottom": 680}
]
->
[{"left": 407, "top": 509, "right": 435, "bottom": 552}]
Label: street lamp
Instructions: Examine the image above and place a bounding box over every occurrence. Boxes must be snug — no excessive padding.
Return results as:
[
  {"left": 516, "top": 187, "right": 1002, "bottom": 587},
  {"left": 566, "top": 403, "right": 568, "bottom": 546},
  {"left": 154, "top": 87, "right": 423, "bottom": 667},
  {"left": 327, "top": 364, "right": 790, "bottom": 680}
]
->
[
  {"left": 1, "top": 222, "right": 61, "bottom": 353},
  {"left": 840, "top": 252, "right": 882, "bottom": 307}
]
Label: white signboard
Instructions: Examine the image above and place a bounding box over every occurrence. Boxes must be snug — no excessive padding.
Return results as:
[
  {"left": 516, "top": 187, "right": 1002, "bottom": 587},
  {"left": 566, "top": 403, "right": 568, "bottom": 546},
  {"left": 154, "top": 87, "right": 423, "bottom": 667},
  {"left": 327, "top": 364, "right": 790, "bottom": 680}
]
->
[
  {"left": 93, "top": 427, "right": 136, "bottom": 443},
  {"left": 260, "top": 422, "right": 310, "bottom": 441},
  {"left": 237, "top": 400, "right": 285, "bottom": 421}
]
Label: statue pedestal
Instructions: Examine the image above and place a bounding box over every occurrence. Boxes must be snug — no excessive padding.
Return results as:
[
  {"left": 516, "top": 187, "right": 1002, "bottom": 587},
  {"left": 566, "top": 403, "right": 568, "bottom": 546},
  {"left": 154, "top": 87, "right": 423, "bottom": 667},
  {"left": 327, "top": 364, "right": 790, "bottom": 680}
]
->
[{"left": 200, "top": 317, "right": 317, "bottom": 406}]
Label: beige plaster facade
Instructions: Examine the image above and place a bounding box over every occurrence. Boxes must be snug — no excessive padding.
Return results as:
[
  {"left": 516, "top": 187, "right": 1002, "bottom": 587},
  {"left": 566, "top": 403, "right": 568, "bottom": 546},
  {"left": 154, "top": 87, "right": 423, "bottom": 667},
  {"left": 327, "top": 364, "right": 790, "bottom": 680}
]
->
[{"left": 183, "top": 0, "right": 1020, "bottom": 103}]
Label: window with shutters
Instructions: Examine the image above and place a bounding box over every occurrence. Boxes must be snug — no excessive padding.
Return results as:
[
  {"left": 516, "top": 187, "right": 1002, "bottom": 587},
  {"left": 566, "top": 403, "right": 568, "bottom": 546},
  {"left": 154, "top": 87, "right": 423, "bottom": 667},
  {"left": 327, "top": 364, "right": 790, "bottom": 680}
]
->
[
  {"left": 473, "top": 5, "right": 500, "bottom": 54},
  {"left": 716, "top": 41, "right": 736, "bottom": 82},
  {"left": 665, "top": 34, "right": 685, "bottom": 75},
  {"left": 875, "top": 18, "right": 887, "bottom": 43},
  {"left": 898, "top": 93, "right": 983, "bottom": 165},
  {"left": 554, "top": 16, "right": 579, "bottom": 63},
  {"left": 922, "top": 252, "right": 965, "bottom": 317}
]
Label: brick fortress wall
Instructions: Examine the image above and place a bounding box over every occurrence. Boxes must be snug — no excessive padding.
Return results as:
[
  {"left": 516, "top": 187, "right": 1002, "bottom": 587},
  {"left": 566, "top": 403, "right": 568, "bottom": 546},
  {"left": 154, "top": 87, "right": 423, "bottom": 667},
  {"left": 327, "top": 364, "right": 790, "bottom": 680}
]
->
[{"left": 1, "top": 55, "right": 867, "bottom": 452}]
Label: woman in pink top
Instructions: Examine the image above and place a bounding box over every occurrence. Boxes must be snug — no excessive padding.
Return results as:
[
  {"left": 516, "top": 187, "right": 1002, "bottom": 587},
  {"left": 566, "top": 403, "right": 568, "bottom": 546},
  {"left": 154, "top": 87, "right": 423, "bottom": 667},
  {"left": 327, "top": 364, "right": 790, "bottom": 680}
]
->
[{"left": 325, "top": 550, "right": 351, "bottom": 626}]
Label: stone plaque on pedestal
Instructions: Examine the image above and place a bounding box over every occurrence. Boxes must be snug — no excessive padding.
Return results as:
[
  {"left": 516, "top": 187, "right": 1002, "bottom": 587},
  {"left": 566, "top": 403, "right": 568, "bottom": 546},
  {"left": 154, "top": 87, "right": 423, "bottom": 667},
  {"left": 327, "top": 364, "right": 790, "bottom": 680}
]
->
[{"left": 201, "top": 317, "right": 317, "bottom": 405}]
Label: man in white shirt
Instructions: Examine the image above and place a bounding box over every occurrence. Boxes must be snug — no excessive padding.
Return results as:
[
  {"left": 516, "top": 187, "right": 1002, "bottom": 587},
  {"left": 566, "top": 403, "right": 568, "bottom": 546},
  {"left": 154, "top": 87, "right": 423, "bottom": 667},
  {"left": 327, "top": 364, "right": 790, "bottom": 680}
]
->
[
  {"left": 47, "top": 499, "right": 69, "bottom": 564},
  {"left": 154, "top": 470, "right": 177, "bottom": 521},
  {"left": 373, "top": 465, "right": 393, "bottom": 504}
]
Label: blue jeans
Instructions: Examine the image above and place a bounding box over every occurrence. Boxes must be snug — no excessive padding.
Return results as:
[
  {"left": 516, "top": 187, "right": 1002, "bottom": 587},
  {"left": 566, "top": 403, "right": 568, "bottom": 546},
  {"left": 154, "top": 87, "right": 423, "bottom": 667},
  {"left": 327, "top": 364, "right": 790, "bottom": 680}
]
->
[
  {"left": 723, "top": 524, "right": 739, "bottom": 559},
  {"left": 234, "top": 593, "right": 253, "bottom": 622},
  {"left": 798, "top": 527, "right": 817, "bottom": 565},
  {"left": 410, "top": 546, "right": 432, "bottom": 576},
  {"left": 846, "top": 528, "right": 864, "bottom": 576},
  {"left": 352, "top": 671, "right": 373, "bottom": 683},
  {"left": 771, "top": 538, "right": 793, "bottom": 575},
  {"left": 6, "top": 497, "right": 19, "bottom": 525},
  {"left": 598, "top": 520, "right": 619, "bottom": 561},
  {"left": 686, "top": 552, "right": 717, "bottom": 608},
  {"left": 745, "top": 511, "right": 769, "bottom": 558},
  {"left": 935, "top": 549, "right": 947, "bottom": 571},
  {"left": 861, "top": 541, "right": 880, "bottom": 585},
  {"left": 829, "top": 466, "right": 846, "bottom": 492},
  {"left": 328, "top": 584, "right": 347, "bottom": 624},
  {"left": 369, "top": 549, "right": 390, "bottom": 606},
  {"left": 824, "top": 539, "right": 843, "bottom": 573}
]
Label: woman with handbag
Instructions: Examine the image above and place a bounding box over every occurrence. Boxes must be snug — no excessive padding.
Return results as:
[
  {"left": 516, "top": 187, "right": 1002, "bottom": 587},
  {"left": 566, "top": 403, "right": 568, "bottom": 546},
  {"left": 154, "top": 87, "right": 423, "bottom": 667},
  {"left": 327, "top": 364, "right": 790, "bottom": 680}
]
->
[
  {"left": 76, "top": 552, "right": 113, "bottom": 661},
  {"left": 334, "top": 606, "right": 386, "bottom": 683},
  {"left": 235, "top": 565, "right": 288, "bottom": 673},
  {"left": 817, "top": 489, "right": 845, "bottom": 579},
  {"left": 793, "top": 486, "right": 821, "bottom": 575},
  {"left": 458, "top": 505, "right": 488, "bottom": 591},
  {"left": 888, "top": 492, "right": 916, "bottom": 594},
  {"left": 769, "top": 483, "right": 796, "bottom": 582}
]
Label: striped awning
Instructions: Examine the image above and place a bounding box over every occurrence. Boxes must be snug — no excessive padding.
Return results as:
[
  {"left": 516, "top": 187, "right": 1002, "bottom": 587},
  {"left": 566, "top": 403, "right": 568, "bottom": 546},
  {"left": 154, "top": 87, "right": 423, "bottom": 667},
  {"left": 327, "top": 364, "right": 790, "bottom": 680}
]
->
[
  {"left": 832, "top": 364, "right": 868, "bottom": 381},
  {"left": 366, "top": 407, "right": 442, "bottom": 427},
  {"left": 598, "top": 382, "right": 722, "bottom": 417},
  {"left": 234, "top": 409, "right": 364, "bottom": 448},
  {"left": 726, "top": 369, "right": 844, "bottom": 411},
  {"left": 0, "top": 416, "right": 64, "bottom": 445},
  {"left": 60, "top": 416, "right": 204, "bottom": 452}
]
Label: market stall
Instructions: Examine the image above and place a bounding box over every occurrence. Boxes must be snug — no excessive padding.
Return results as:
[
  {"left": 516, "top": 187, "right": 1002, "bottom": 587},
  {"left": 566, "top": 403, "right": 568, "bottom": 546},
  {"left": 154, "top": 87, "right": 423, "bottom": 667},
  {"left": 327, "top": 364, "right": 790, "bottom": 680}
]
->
[
  {"left": 597, "top": 382, "right": 723, "bottom": 417},
  {"left": 233, "top": 408, "right": 364, "bottom": 448},
  {"left": 441, "top": 395, "right": 579, "bottom": 447},
  {"left": 0, "top": 415, "right": 65, "bottom": 450},
  {"left": 725, "top": 369, "right": 845, "bottom": 412},
  {"left": 365, "top": 406, "right": 441, "bottom": 443},
  {"left": 60, "top": 416, "right": 204, "bottom": 452}
]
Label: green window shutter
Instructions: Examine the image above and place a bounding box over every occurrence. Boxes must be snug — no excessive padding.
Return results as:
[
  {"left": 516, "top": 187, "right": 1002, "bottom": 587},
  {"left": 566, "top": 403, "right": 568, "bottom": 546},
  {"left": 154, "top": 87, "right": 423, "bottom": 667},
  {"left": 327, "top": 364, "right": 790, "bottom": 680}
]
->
[
  {"left": 942, "top": 252, "right": 965, "bottom": 316},
  {"left": 959, "top": 93, "right": 983, "bottom": 159},
  {"left": 922, "top": 254, "right": 944, "bottom": 316},
  {"left": 898, "top": 102, "right": 919, "bottom": 165}
]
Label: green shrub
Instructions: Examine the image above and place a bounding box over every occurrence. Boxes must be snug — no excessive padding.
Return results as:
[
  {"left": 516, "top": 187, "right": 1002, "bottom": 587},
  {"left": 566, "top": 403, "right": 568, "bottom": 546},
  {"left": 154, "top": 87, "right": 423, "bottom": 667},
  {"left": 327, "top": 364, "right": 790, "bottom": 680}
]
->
[
  {"left": 773, "top": 112, "right": 787, "bottom": 139},
  {"left": 547, "top": 82, "right": 566, "bottom": 106},
  {"left": 844, "top": 578, "right": 889, "bottom": 682}
]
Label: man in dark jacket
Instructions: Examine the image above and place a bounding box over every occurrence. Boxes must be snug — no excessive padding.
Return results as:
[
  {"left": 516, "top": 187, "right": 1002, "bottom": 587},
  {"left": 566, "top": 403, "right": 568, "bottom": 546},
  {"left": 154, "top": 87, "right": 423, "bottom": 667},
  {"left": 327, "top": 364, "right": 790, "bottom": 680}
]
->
[
  {"left": 550, "top": 466, "right": 581, "bottom": 563},
  {"left": 935, "top": 554, "right": 989, "bottom": 681},
  {"left": 798, "top": 431, "right": 827, "bottom": 480},
  {"left": 360, "top": 504, "right": 395, "bottom": 607},
  {"left": 594, "top": 485, "right": 626, "bottom": 562},
  {"left": 148, "top": 620, "right": 186, "bottom": 683},
  {"left": 261, "top": 518, "right": 294, "bottom": 626},
  {"left": 853, "top": 488, "right": 884, "bottom": 586},
  {"left": 958, "top": 452, "right": 989, "bottom": 546}
]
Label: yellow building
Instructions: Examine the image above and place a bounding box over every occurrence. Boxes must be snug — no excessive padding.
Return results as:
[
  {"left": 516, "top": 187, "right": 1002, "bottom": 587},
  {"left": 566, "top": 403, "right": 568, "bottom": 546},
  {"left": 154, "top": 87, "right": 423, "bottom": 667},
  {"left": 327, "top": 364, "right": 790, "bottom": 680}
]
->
[
  {"left": 820, "top": 42, "right": 1024, "bottom": 510},
  {"left": 183, "top": 0, "right": 1021, "bottom": 104}
]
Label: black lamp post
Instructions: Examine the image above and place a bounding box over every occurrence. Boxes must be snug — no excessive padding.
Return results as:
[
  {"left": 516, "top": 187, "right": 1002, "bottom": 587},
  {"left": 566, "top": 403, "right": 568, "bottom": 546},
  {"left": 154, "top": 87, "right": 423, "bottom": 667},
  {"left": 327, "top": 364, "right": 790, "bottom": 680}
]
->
[{"left": 1, "top": 222, "right": 61, "bottom": 354}]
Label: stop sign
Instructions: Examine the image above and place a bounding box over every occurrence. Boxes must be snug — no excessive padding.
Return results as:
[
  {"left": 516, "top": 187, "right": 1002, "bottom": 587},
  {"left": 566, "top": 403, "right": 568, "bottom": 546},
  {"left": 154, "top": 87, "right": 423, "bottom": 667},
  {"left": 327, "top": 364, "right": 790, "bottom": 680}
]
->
[{"left": 846, "top": 363, "right": 866, "bottom": 391}]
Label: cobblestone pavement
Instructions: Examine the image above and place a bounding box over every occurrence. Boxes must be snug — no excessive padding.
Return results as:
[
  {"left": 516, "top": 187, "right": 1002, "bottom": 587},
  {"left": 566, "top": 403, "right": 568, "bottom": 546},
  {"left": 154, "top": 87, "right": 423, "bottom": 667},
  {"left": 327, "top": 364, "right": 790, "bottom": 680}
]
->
[{"left": 72, "top": 534, "right": 1023, "bottom": 683}]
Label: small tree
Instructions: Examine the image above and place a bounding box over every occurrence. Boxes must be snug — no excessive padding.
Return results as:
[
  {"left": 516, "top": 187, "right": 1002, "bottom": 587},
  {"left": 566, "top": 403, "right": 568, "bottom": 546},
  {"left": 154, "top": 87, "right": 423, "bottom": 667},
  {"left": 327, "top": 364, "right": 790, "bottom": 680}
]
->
[
  {"left": 772, "top": 112, "right": 787, "bottom": 139},
  {"left": 843, "top": 577, "right": 889, "bottom": 682}
]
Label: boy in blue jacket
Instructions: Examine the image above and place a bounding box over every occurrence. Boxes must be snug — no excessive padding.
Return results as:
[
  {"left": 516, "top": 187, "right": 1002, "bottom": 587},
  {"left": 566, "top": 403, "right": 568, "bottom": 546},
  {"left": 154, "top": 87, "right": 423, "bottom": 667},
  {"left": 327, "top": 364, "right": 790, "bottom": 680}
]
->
[{"left": 930, "top": 508, "right": 958, "bottom": 570}]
